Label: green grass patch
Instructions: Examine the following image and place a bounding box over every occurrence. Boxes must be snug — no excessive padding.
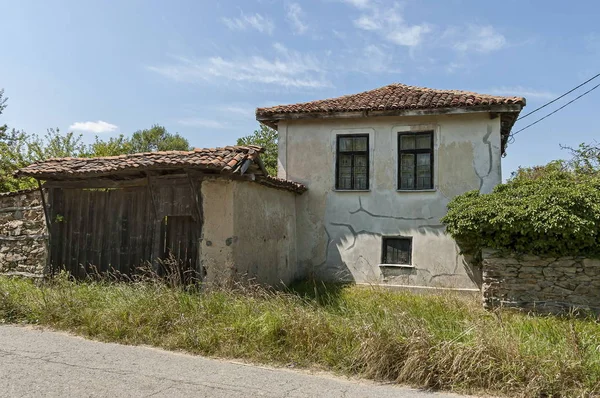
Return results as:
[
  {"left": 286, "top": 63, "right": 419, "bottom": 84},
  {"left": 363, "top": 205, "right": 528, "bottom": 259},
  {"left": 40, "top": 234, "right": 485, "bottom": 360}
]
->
[{"left": 1, "top": 275, "right": 599, "bottom": 397}]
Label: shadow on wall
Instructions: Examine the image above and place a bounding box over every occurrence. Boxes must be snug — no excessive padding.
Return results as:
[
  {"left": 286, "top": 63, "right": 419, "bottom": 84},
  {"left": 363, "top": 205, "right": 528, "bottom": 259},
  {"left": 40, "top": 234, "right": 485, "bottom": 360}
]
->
[{"left": 318, "top": 217, "right": 482, "bottom": 289}]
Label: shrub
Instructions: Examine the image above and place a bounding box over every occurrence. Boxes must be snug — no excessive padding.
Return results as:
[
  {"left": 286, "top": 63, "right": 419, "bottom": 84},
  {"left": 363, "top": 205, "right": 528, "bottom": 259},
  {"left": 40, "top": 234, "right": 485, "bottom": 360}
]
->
[{"left": 441, "top": 166, "right": 600, "bottom": 257}]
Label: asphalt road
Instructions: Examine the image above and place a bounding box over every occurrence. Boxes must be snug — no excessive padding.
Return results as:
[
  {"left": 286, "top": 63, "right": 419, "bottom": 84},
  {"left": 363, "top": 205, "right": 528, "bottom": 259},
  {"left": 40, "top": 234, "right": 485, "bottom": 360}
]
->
[{"left": 0, "top": 325, "right": 468, "bottom": 398}]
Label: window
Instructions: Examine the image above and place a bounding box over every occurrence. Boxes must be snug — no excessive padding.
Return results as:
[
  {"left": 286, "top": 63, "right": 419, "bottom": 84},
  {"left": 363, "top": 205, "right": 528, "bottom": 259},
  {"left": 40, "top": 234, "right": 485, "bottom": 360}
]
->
[
  {"left": 381, "top": 237, "right": 412, "bottom": 265},
  {"left": 398, "top": 132, "right": 433, "bottom": 190},
  {"left": 336, "top": 134, "right": 369, "bottom": 190}
]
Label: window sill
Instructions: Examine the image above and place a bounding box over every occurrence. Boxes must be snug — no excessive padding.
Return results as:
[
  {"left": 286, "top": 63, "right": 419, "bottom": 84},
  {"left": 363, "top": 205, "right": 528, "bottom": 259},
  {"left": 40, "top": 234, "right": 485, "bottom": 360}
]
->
[
  {"left": 334, "top": 189, "right": 371, "bottom": 192},
  {"left": 396, "top": 189, "right": 436, "bottom": 193},
  {"left": 378, "top": 264, "right": 414, "bottom": 268}
]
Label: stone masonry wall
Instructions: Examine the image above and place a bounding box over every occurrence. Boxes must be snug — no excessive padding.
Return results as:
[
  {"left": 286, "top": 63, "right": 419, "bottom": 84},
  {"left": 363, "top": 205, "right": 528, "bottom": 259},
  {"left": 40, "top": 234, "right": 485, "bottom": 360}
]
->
[
  {"left": 0, "top": 189, "right": 47, "bottom": 276},
  {"left": 482, "top": 248, "right": 600, "bottom": 314}
]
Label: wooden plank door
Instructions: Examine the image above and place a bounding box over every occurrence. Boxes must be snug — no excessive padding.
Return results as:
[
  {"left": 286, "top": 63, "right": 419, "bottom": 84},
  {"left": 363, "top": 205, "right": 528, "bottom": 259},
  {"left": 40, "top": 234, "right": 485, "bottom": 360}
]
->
[{"left": 162, "top": 215, "right": 200, "bottom": 284}]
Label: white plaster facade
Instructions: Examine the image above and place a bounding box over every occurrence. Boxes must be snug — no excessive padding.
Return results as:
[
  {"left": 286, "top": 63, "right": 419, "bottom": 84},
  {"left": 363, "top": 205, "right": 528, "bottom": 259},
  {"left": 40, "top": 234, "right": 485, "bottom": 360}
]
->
[
  {"left": 276, "top": 112, "right": 503, "bottom": 290},
  {"left": 201, "top": 179, "right": 298, "bottom": 287}
]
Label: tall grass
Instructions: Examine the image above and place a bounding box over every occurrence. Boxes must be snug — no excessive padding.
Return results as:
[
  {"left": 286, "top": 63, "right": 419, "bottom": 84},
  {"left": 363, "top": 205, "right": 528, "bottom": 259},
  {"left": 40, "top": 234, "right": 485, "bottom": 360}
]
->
[{"left": 1, "top": 275, "right": 599, "bottom": 397}]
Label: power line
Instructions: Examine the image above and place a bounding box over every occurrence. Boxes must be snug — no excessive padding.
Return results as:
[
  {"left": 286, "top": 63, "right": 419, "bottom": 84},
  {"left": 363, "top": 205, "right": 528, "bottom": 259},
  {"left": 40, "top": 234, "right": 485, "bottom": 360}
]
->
[
  {"left": 517, "top": 72, "right": 600, "bottom": 121},
  {"left": 510, "top": 82, "right": 600, "bottom": 138}
]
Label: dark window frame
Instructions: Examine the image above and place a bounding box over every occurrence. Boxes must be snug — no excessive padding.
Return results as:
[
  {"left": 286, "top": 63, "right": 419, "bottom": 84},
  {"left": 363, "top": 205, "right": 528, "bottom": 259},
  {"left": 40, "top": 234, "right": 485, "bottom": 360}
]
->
[
  {"left": 398, "top": 131, "right": 434, "bottom": 190},
  {"left": 381, "top": 236, "right": 413, "bottom": 265},
  {"left": 335, "top": 134, "right": 370, "bottom": 190}
]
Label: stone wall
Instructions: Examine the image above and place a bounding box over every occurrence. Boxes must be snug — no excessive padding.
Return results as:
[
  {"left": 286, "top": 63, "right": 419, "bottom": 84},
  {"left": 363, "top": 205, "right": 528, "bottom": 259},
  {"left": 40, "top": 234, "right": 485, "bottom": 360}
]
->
[
  {"left": 482, "top": 248, "right": 600, "bottom": 314},
  {"left": 0, "top": 189, "right": 47, "bottom": 276}
]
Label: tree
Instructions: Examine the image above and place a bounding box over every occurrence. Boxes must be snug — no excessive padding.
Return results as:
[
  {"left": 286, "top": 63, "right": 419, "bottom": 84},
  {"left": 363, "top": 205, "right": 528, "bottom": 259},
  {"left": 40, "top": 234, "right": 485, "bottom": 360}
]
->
[
  {"left": 88, "top": 134, "right": 132, "bottom": 157},
  {"left": 129, "top": 125, "right": 190, "bottom": 153},
  {"left": 237, "top": 125, "right": 278, "bottom": 175}
]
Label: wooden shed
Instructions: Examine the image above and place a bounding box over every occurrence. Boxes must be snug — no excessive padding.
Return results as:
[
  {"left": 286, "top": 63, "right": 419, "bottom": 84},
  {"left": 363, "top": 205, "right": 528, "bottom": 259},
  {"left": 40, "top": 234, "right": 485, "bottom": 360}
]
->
[{"left": 17, "top": 146, "right": 306, "bottom": 285}]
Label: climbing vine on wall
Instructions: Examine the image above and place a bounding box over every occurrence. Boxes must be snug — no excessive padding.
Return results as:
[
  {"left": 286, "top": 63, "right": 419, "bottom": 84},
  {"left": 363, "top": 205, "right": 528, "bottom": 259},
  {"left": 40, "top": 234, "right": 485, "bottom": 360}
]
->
[{"left": 441, "top": 161, "right": 600, "bottom": 257}]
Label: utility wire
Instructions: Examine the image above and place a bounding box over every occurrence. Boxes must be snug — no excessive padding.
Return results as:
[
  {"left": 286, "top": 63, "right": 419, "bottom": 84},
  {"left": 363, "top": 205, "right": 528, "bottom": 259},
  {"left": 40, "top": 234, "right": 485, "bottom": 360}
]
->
[
  {"left": 510, "top": 82, "right": 600, "bottom": 137},
  {"left": 516, "top": 72, "right": 600, "bottom": 121}
]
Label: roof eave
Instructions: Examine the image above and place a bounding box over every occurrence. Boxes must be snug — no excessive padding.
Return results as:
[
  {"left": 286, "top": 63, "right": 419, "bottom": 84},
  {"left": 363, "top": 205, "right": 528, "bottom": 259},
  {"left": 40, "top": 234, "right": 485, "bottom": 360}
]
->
[{"left": 256, "top": 104, "right": 524, "bottom": 127}]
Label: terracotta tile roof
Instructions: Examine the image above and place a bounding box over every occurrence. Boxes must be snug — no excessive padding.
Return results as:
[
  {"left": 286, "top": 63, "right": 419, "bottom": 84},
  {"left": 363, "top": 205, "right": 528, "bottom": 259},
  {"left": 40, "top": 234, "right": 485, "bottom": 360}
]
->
[
  {"left": 17, "top": 146, "right": 264, "bottom": 178},
  {"left": 256, "top": 83, "right": 526, "bottom": 118},
  {"left": 257, "top": 175, "right": 307, "bottom": 194},
  {"left": 16, "top": 146, "right": 307, "bottom": 194}
]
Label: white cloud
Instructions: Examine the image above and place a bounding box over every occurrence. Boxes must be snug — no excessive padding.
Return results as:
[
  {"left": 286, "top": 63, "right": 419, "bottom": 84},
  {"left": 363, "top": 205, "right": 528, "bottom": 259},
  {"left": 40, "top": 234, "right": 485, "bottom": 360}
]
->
[
  {"left": 148, "top": 44, "right": 331, "bottom": 89},
  {"left": 69, "top": 120, "right": 118, "bottom": 134},
  {"left": 352, "top": 5, "right": 431, "bottom": 48},
  {"left": 339, "top": 0, "right": 372, "bottom": 9},
  {"left": 351, "top": 45, "right": 401, "bottom": 74},
  {"left": 286, "top": 3, "right": 308, "bottom": 35},
  {"left": 222, "top": 12, "right": 275, "bottom": 35},
  {"left": 177, "top": 118, "right": 227, "bottom": 129},
  {"left": 217, "top": 105, "right": 254, "bottom": 118},
  {"left": 487, "top": 86, "right": 556, "bottom": 100},
  {"left": 447, "top": 25, "right": 506, "bottom": 53}
]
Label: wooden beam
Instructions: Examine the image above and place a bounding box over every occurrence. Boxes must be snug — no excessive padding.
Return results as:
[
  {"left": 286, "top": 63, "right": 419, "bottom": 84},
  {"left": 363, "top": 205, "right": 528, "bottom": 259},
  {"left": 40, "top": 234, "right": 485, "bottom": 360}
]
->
[
  {"left": 43, "top": 178, "right": 147, "bottom": 189},
  {"left": 146, "top": 173, "right": 159, "bottom": 219},
  {"left": 186, "top": 172, "right": 202, "bottom": 222}
]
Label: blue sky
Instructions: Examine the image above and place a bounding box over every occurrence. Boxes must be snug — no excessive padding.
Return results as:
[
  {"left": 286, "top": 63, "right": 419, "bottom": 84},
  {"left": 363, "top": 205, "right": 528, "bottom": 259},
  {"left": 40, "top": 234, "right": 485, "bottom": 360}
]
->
[{"left": 1, "top": 0, "right": 599, "bottom": 179}]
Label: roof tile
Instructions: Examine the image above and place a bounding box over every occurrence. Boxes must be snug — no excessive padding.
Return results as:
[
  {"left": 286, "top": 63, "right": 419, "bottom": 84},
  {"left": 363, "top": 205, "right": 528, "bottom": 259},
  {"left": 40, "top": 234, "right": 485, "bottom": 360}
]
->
[
  {"left": 16, "top": 145, "right": 307, "bottom": 194},
  {"left": 256, "top": 83, "right": 525, "bottom": 118}
]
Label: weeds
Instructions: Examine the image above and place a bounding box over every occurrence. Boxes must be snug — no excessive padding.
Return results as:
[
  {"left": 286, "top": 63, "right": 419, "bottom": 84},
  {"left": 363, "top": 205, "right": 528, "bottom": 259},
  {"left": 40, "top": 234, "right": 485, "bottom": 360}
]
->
[{"left": 0, "top": 275, "right": 599, "bottom": 397}]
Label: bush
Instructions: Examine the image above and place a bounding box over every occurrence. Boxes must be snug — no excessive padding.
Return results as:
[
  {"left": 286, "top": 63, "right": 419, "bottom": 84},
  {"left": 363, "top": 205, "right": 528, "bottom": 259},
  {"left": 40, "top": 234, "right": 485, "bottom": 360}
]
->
[{"left": 441, "top": 166, "right": 600, "bottom": 257}]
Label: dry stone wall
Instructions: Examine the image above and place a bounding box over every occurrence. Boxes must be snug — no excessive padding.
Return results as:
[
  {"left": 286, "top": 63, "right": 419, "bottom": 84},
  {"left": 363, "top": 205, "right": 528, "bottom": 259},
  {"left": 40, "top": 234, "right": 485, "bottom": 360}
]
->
[
  {"left": 0, "top": 189, "right": 47, "bottom": 276},
  {"left": 482, "top": 249, "right": 600, "bottom": 314}
]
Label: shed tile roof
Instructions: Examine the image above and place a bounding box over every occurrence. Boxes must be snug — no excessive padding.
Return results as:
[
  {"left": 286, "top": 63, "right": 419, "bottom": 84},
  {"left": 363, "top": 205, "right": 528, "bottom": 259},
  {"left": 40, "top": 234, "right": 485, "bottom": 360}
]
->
[
  {"left": 16, "top": 146, "right": 307, "bottom": 194},
  {"left": 256, "top": 83, "right": 525, "bottom": 117}
]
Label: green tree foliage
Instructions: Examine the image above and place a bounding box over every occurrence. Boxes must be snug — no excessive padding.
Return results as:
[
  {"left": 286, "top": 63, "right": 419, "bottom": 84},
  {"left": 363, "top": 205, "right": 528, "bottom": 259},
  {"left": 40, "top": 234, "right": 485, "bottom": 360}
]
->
[
  {"left": 237, "top": 125, "right": 278, "bottom": 175},
  {"left": 129, "top": 125, "right": 190, "bottom": 153},
  {"left": 88, "top": 134, "right": 132, "bottom": 157},
  {"left": 442, "top": 155, "right": 600, "bottom": 257},
  {"left": 0, "top": 89, "right": 192, "bottom": 193}
]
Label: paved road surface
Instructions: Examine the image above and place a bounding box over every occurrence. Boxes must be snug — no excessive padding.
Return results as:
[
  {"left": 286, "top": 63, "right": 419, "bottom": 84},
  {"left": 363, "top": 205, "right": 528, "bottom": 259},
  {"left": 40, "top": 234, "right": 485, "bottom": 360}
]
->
[{"left": 0, "top": 325, "right": 467, "bottom": 398}]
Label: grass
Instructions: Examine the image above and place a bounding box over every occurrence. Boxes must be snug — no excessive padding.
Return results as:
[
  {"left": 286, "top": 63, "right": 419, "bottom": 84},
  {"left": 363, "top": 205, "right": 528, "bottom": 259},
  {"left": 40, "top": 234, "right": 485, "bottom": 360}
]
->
[{"left": 1, "top": 275, "right": 599, "bottom": 398}]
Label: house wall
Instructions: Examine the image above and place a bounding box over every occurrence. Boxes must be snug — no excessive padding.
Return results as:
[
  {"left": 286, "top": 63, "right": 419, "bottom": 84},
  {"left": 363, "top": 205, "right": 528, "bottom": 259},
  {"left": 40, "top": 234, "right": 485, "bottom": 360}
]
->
[
  {"left": 200, "top": 179, "right": 298, "bottom": 286},
  {"left": 0, "top": 189, "right": 47, "bottom": 276},
  {"left": 278, "top": 112, "right": 502, "bottom": 289}
]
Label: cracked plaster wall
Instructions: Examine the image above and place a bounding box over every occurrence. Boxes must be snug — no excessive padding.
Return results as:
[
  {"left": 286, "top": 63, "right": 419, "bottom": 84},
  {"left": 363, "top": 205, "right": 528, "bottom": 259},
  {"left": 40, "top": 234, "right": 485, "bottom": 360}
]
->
[
  {"left": 200, "top": 179, "right": 297, "bottom": 286},
  {"left": 279, "top": 113, "right": 502, "bottom": 289}
]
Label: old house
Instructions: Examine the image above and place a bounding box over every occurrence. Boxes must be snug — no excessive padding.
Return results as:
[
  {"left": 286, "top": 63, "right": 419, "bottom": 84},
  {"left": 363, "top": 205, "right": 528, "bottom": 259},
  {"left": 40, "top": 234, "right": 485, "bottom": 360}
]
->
[
  {"left": 256, "top": 83, "right": 525, "bottom": 291},
  {"left": 10, "top": 83, "right": 526, "bottom": 292},
  {"left": 15, "top": 146, "right": 306, "bottom": 285}
]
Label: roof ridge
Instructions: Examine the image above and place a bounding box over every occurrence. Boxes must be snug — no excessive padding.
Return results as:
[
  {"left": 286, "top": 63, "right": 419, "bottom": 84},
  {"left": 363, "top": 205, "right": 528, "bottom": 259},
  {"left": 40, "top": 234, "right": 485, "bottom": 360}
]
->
[
  {"left": 256, "top": 82, "right": 526, "bottom": 116},
  {"left": 41, "top": 145, "right": 265, "bottom": 163}
]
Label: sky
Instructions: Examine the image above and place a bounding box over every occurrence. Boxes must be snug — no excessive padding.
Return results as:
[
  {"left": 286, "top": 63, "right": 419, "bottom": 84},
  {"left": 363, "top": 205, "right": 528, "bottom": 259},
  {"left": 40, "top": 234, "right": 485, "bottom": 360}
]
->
[{"left": 1, "top": 0, "right": 599, "bottom": 179}]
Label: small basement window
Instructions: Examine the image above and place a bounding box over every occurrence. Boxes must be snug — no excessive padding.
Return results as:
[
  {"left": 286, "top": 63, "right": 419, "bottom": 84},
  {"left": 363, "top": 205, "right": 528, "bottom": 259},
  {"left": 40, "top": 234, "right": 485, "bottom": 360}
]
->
[{"left": 381, "top": 237, "right": 412, "bottom": 266}]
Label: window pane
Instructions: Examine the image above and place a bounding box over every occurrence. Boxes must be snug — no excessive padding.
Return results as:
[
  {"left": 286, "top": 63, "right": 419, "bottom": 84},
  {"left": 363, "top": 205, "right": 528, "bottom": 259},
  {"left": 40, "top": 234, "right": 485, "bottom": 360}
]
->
[
  {"left": 400, "top": 135, "right": 415, "bottom": 150},
  {"left": 384, "top": 238, "right": 411, "bottom": 264},
  {"left": 338, "top": 154, "right": 352, "bottom": 189},
  {"left": 339, "top": 137, "right": 353, "bottom": 152},
  {"left": 416, "top": 153, "right": 431, "bottom": 189},
  {"left": 354, "top": 137, "right": 368, "bottom": 152},
  {"left": 354, "top": 155, "right": 368, "bottom": 189},
  {"left": 400, "top": 153, "right": 414, "bottom": 189},
  {"left": 416, "top": 134, "right": 431, "bottom": 149}
]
